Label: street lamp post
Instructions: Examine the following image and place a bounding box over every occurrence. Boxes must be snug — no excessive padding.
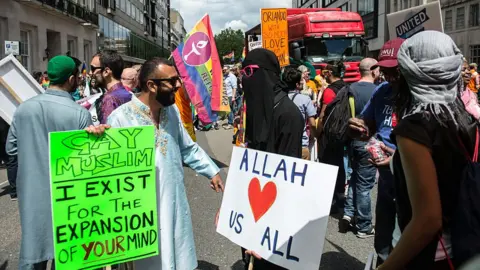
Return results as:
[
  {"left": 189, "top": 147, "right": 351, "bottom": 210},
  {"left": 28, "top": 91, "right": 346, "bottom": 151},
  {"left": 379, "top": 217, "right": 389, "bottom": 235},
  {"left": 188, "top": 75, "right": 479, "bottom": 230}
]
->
[{"left": 159, "top": 15, "right": 165, "bottom": 57}]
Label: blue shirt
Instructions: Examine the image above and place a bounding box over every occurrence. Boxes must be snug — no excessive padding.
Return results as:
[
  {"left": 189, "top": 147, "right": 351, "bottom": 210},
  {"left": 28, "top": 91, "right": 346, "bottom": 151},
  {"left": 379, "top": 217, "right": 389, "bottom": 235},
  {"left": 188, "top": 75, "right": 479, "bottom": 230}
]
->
[
  {"left": 350, "top": 81, "right": 377, "bottom": 116},
  {"left": 223, "top": 72, "right": 237, "bottom": 97},
  {"left": 360, "top": 82, "right": 396, "bottom": 149},
  {"left": 288, "top": 91, "right": 316, "bottom": 147}
]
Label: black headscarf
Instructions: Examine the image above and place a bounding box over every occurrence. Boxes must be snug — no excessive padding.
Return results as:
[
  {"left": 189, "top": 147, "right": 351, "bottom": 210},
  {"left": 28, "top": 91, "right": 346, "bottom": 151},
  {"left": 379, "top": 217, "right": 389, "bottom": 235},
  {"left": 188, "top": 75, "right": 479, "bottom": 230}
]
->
[{"left": 242, "top": 48, "right": 289, "bottom": 151}]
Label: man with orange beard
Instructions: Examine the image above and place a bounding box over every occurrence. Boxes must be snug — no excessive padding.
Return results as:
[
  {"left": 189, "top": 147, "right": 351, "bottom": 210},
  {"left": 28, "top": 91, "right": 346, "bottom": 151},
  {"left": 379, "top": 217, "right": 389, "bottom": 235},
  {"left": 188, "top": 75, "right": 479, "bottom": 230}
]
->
[{"left": 175, "top": 85, "right": 196, "bottom": 141}]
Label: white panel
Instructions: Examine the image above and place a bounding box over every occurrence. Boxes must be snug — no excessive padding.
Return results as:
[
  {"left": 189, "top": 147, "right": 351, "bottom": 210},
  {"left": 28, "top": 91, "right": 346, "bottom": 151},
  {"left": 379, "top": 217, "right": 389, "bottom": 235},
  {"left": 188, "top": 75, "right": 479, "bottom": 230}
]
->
[{"left": 0, "top": 54, "right": 44, "bottom": 124}]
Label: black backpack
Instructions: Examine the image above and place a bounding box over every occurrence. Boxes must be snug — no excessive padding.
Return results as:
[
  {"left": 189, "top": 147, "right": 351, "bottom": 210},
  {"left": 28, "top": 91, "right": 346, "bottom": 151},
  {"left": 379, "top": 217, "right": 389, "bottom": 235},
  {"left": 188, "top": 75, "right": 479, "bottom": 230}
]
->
[
  {"left": 321, "top": 85, "right": 355, "bottom": 143},
  {"left": 451, "top": 128, "right": 480, "bottom": 266}
]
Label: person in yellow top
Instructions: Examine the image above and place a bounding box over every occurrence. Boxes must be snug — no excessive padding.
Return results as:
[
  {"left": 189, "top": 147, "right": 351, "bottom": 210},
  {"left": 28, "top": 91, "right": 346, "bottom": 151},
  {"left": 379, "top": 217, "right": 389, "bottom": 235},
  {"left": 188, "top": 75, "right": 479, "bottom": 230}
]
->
[
  {"left": 468, "top": 63, "right": 480, "bottom": 95},
  {"left": 297, "top": 65, "right": 317, "bottom": 101},
  {"left": 175, "top": 86, "right": 196, "bottom": 141}
]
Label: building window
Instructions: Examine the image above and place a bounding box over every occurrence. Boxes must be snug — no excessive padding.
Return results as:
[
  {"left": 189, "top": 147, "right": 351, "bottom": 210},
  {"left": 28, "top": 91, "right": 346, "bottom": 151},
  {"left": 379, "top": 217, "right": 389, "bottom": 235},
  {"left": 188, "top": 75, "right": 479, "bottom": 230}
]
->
[
  {"left": 363, "top": 12, "right": 377, "bottom": 39},
  {"left": 20, "top": 30, "right": 31, "bottom": 72},
  {"left": 470, "top": 45, "right": 480, "bottom": 64},
  {"left": 457, "top": 7, "right": 465, "bottom": 30},
  {"left": 470, "top": 4, "right": 479, "bottom": 27},
  {"left": 339, "top": 3, "right": 348, "bottom": 11},
  {"left": 358, "top": 0, "right": 375, "bottom": 16},
  {"left": 323, "top": 0, "right": 338, "bottom": 8},
  {"left": 358, "top": 0, "right": 377, "bottom": 39},
  {"left": 393, "top": 0, "right": 398, "bottom": 12},
  {"left": 445, "top": 9, "right": 453, "bottom": 31},
  {"left": 84, "top": 41, "right": 91, "bottom": 63},
  {"left": 67, "top": 38, "right": 77, "bottom": 57}
]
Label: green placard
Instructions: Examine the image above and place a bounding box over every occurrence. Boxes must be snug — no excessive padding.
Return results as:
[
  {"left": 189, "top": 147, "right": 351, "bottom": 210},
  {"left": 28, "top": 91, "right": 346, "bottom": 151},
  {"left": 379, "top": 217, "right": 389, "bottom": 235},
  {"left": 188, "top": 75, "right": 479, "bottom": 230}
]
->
[{"left": 49, "top": 126, "right": 158, "bottom": 270}]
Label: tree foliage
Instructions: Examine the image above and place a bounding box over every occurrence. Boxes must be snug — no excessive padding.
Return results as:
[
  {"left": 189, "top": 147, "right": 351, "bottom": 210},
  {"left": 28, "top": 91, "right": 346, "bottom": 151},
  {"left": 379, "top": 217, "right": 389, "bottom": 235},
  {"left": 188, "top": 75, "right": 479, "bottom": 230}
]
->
[{"left": 214, "top": 28, "right": 245, "bottom": 65}]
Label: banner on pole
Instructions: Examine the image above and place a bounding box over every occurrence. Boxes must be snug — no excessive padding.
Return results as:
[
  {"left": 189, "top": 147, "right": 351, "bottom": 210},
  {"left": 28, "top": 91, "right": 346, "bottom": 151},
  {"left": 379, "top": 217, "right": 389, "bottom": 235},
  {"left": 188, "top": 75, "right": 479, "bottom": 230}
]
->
[
  {"left": 261, "top": 8, "right": 290, "bottom": 67},
  {"left": 216, "top": 147, "right": 338, "bottom": 269},
  {"left": 172, "top": 14, "right": 229, "bottom": 125},
  {"left": 49, "top": 126, "right": 158, "bottom": 270}
]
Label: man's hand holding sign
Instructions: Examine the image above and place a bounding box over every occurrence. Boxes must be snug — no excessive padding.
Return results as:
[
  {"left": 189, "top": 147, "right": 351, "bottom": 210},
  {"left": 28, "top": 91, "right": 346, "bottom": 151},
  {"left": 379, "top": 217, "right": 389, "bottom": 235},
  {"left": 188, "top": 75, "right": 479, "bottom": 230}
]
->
[{"left": 216, "top": 147, "right": 338, "bottom": 269}]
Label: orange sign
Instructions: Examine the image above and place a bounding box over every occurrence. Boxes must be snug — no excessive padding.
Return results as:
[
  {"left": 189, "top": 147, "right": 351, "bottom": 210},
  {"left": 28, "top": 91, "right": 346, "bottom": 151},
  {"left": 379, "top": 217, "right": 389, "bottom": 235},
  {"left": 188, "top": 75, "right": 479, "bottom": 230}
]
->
[{"left": 261, "top": 8, "right": 290, "bottom": 67}]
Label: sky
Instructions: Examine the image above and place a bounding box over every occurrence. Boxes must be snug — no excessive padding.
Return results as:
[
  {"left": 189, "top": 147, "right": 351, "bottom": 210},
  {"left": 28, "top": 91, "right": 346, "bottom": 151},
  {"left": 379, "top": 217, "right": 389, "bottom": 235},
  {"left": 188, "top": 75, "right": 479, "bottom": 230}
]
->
[{"left": 170, "top": 0, "right": 292, "bottom": 34}]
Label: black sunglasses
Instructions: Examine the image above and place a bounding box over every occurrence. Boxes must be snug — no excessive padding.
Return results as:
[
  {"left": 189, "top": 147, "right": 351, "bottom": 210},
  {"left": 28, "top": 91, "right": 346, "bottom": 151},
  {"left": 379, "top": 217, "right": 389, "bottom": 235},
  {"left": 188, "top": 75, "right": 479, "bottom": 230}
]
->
[
  {"left": 90, "top": 65, "right": 104, "bottom": 73},
  {"left": 150, "top": 77, "right": 181, "bottom": 87}
]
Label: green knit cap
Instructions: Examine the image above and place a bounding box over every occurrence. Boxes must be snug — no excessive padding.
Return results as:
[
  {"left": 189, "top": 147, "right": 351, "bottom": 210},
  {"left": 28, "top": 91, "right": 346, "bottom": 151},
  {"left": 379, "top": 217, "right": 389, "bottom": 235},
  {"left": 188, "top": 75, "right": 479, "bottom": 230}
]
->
[{"left": 47, "top": 55, "right": 76, "bottom": 85}]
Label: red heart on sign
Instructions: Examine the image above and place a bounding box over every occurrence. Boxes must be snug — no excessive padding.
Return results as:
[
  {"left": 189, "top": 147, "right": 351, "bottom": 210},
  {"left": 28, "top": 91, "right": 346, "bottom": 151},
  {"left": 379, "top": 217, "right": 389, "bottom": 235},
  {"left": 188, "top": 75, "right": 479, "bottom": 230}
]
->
[{"left": 248, "top": 177, "right": 277, "bottom": 222}]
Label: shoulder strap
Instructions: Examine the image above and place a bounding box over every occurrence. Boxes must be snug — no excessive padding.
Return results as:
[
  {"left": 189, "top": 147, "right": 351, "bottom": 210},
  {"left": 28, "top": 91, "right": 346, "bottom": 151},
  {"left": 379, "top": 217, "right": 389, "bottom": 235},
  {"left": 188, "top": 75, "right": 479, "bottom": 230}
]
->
[
  {"left": 291, "top": 93, "right": 299, "bottom": 103},
  {"left": 349, "top": 96, "right": 355, "bottom": 118},
  {"left": 274, "top": 95, "right": 287, "bottom": 110}
]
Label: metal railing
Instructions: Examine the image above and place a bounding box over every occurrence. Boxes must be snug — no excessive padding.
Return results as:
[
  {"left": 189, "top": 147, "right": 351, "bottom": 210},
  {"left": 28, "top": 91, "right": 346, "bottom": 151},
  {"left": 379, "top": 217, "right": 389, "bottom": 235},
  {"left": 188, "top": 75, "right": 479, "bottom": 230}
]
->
[{"left": 36, "top": 0, "right": 99, "bottom": 25}]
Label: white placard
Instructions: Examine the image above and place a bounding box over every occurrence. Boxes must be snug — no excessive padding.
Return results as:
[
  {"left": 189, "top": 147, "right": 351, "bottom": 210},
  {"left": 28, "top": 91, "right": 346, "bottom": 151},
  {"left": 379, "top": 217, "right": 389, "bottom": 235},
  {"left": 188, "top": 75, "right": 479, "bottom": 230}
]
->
[
  {"left": 76, "top": 92, "right": 102, "bottom": 126},
  {"left": 4, "top": 41, "right": 20, "bottom": 55},
  {"left": 387, "top": 1, "right": 443, "bottom": 40},
  {"left": 217, "top": 147, "right": 338, "bottom": 270},
  {"left": 0, "top": 54, "right": 44, "bottom": 124},
  {"left": 248, "top": 41, "right": 262, "bottom": 51}
]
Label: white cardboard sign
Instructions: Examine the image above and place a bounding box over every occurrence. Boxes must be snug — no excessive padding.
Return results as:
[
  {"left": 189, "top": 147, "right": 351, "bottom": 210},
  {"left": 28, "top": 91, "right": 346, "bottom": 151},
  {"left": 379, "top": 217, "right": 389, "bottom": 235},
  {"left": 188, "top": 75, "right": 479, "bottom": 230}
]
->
[
  {"left": 387, "top": 1, "right": 443, "bottom": 40},
  {"left": 0, "top": 54, "right": 44, "bottom": 124},
  {"left": 217, "top": 147, "right": 338, "bottom": 270},
  {"left": 248, "top": 41, "right": 263, "bottom": 51}
]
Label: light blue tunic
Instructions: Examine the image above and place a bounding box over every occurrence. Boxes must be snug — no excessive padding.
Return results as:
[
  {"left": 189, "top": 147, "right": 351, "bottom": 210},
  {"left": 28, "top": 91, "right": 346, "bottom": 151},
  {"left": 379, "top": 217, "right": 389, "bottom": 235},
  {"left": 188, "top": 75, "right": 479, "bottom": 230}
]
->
[
  {"left": 6, "top": 89, "right": 92, "bottom": 269},
  {"left": 107, "top": 95, "right": 220, "bottom": 270}
]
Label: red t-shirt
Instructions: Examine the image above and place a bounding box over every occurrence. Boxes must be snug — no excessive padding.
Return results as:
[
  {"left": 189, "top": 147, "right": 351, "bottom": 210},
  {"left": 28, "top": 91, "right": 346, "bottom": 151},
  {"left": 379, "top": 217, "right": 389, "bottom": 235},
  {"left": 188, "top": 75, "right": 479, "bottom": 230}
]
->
[{"left": 322, "top": 88, "right": 336, "bottom": 105}]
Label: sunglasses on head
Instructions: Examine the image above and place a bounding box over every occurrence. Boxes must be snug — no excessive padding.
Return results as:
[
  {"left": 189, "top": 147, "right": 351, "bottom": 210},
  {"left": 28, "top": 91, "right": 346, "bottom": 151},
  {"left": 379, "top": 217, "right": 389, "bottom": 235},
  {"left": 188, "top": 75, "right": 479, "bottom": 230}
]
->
[
  {"left": 240, "top": 65, "right": 260, "bottom": 77},
  {"left": 150, "top": 76, "right": 181, "bottom": 87}
]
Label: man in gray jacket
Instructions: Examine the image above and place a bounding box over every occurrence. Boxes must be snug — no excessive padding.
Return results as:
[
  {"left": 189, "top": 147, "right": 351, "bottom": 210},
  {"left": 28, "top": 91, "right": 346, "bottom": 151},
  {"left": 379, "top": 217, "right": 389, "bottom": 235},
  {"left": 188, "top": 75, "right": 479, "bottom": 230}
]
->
[{"left": 6, "top": 55, "right": 92, "bottom": 270}]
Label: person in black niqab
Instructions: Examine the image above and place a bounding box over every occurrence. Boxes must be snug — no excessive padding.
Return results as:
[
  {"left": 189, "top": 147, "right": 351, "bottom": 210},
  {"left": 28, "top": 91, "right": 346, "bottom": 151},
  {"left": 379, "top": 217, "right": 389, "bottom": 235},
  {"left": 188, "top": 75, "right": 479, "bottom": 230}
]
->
[
  {"left": 242, "top": 48, "right": 303, "bottom": 158},
  {"left": 240, "top": 48, "right": 303, "bottom": 269}
]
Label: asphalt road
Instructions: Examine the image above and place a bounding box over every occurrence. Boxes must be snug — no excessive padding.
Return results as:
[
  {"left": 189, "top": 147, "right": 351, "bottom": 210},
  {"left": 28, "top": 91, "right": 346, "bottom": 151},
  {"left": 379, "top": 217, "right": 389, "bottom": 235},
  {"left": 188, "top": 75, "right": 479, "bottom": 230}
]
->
[{"left": 0, "top": 128, "right": 376, "bottom": 270}]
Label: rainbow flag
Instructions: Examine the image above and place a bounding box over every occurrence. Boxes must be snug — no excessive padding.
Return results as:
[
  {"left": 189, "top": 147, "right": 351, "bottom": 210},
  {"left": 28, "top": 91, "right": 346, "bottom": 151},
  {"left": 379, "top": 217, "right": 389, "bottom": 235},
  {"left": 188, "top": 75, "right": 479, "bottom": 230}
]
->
[
  {"left": 172, "top": 14, "right": 229, "bottom": 124},
  {"left": 81, "top": 62, "right": 87, "bottom": 77},
  {"left": 241, "top": 47, "right": 246, "bottom": 61},
  {"left": 223, "top": 51, "right": 234, "bottom": 60}
]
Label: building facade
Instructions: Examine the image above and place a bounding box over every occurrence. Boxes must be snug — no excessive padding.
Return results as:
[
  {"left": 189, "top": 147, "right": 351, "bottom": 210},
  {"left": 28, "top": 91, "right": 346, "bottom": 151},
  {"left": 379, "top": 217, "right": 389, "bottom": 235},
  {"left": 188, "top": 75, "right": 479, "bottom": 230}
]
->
[
  {"left": 441, "top": 0, "right": 480, "bottom": 64},
  {"left": 97, "top": 0, "right": 170, "bottom": 64},
  {"left": 0, "top": 0, "right": 98, "bottom": 73},
  {"left": 169, "top": 8, "right": 186, "bottom": 50}
]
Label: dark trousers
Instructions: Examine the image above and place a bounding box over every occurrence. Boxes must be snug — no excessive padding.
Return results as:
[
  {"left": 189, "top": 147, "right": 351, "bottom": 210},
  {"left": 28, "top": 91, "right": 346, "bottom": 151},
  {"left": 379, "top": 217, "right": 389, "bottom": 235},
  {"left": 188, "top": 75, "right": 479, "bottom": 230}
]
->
[
  {"left": 32, "top": 260, "right": 55, "bottom": 270},
  {"left": 6, "top": 155, "right": 17, "bottom": 197},
  {"left": 227, "top": 97, "right": 234, "bottom": 125},
  {"left": 374, "top": 167, "right": 396, "bottom": 265},
  {"left": 344, "top": 140, "right": 377, "bottom": 232}
]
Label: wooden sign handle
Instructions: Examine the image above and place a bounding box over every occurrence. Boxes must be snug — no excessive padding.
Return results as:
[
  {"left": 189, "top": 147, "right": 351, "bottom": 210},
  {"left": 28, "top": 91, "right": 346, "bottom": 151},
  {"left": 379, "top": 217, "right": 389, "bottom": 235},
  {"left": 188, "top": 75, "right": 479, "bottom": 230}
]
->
[
  {"left": 0, "top": 76, "right": 22, "bottom": 104},
  {"left": 248, "top": 256, "right": 254, "bottom": 270}
]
